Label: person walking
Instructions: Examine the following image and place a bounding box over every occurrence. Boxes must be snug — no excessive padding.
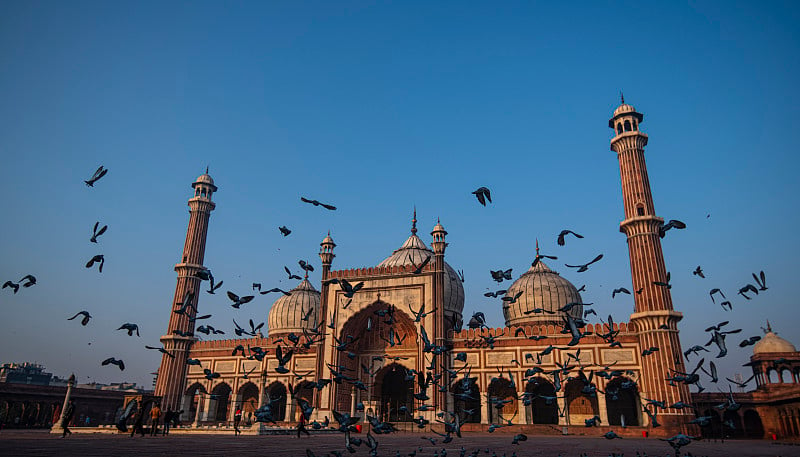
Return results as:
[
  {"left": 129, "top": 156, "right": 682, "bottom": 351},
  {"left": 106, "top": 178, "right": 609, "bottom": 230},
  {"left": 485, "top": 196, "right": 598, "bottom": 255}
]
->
[
  {"left": 149, "top": 403, "right": 162, "bottom": 436},
  {"left": 233, "top": 408, "right": 242, "bottom": 436},
  {"left": 130, "top": 408, "right": 146, "bottom": 437},
  {"left": 162, "top": 407, "right": 173, "bottom": 436},
  {"left": 296, "top": 411, "right": 310, "bottom": 439},
  {"left": 61, "top": 400, "right": 75, "bottom": 438}
]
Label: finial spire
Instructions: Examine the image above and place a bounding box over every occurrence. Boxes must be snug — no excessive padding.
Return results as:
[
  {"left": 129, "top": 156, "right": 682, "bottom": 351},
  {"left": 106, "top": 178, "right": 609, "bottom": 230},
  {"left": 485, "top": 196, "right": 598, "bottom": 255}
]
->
[
  {"left": 411, "top": 206, "right": 417, "bottom": 235},
  {"left": 620, "top": 91, "right": 625, "bottom": 104},
  {"left": 535, "top": 238, "right": 540, "bottom": 256},
  {"left": 304, "top": 270, "right": 309, "bottom": 280},
  {"left": 205, "top": 166, "right": 209, "bottom": 174},
  {"left": 767, "top": 320, "right": 773, "bottom": 333}
]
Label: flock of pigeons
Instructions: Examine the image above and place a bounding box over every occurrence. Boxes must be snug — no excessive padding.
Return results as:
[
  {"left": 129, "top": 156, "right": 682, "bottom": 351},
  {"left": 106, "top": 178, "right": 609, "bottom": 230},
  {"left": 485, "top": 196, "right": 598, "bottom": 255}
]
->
[{"left": 2, "top": 172, "right": 778, "bottom": 457}]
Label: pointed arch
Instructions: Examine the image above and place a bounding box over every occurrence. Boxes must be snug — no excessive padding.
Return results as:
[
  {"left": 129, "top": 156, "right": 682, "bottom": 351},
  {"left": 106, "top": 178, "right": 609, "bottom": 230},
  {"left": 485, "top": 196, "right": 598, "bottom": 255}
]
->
[
  {"left": 487, "top": 377, "right": 517, "bottom": 424},
  {"left": 266, "top": 381, "right": 287, "bottom": 422},
  {"left": 524, "top": 377, "right": 558, "bottom": 424},
  {"left": 237, "top": 382, "right": 259, "bottom": 417},
  {"left": 210, "top": 382, "right": 232, "bottom": 422},
  {"left": 452, "top": 377, "right": 481, "bottom": 423},
  {"left": 565, "top": 378, "right": 598, "bottom": 424},
  {"left": 605, "top": 376, "right": 640, "bottom": 426}
]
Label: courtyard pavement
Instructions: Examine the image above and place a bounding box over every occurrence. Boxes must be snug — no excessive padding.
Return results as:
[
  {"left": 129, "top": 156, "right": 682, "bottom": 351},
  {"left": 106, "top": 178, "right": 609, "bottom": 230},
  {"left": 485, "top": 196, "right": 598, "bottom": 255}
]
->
[{"left": 0, "top": 430, "right": 798, "bottom": 457}]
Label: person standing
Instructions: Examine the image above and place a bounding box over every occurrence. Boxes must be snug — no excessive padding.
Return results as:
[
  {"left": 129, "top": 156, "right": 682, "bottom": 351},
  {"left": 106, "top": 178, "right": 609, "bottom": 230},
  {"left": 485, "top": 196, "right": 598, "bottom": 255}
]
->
[
  {"left": 130, "top": 408, "right": 145, "bottom": 437},
  {"left": 61, "top": 400, "right": 75, "bottom": 438},
  {"left": 149, "top": 403, "right": 162, "bottom": 436},
  {"left": 162, "top": 407, "right": 173, "bottom": 436},
  {"left": 233, "top": 408, "right": 242, "bottom": 436}
]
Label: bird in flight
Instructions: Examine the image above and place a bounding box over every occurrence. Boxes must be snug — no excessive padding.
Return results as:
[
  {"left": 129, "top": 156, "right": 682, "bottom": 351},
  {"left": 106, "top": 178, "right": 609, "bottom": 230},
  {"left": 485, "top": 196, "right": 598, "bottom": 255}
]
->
[
  {"left": 278, "top": 226, "right": 291, "bottom": 237},
  {"left": 709, "top": 288, "right": 725, "bottom": 304},
  {"left": 298, "top": 260, "right": 314, "bottom": 273},
  {"left": 85, "top": 255, "right": 105, "bottom": 273},
  {"left": 2, "top": 281, "right": 19, "bottom": 294},
  {"left": 408, "top": 254, "right": 431, "bottom": 274},
  {"left": 612, "top": 287, "right": 630, "bottom": 299},
  {"left": 90, "top": 222, "right": 108, "bottom": 243},
  {"left": 101, "top": 357, "right": 125, "bottom": 371},
  {"left": 227, "top": 291, "right": 255, "bottom": 309},
  {"left": 300, "top": 197, "right": 336, "bottom": 210},
  {"left": 260, "top": 287, "right": 291, "bottom": 296},
  {"left": 18, "top": 275, "right": 36, "bottom": 288},
  {"left": 284, "top": 266, "right": 302, "bottom": 281},
  {"left": 117, "top": 323, "right": 140, "bottom": 336},
  {"left": 85, "top": 165, "right": 108, "bottom": 187},
  {"left": 557, "top": 230, "right": 583, "bottom": 246},
  {"left": 565, "top": 254, "right": 603, "bottom": 272},
  {"left": 652, "top": 271, "right": 672, "bottom": 289},
  {"left": 692, "top": 266, "right": 705, "bottom": 278},
  {"left": 483, "top": 289, "right": 507, "bottom": 298},
  {"left": 738, "top": 284, "right": 759, "bottom": 300},
  {"left": 145, "top": 345, "right": 175, "bottom": 358},
  {"left": 752, "top": 270, "right": 768, "bottom": 291},
  {"left": 658, "top": 219, "right": 686, "bottom": 238},
  {"left": 68, "top": 311, "right": 92, "bottom": 326},
  {"left": 490, "top": 269, "right": 513, "bottom": 283},
  {"left": 471, "top": 187, "right": 492, "bottom": 206}
]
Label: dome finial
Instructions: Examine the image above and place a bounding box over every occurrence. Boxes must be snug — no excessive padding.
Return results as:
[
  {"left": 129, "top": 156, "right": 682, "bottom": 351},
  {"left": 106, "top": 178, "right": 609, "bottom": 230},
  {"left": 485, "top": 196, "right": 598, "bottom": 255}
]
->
[
  {"left": 304, "top": 270, "right": 309, "bottom": 280},
  {"left": 535, "top": 238, "right": 540, "bottom": 256},
  {"left": 205, "top": 166, "right": 209, "bottom": 174},
  {"left": 411, "top": 206, "right": 417, "bottom": 235},
  {"left": 620, "top": 91, "right": 624, "bottom": 105}
]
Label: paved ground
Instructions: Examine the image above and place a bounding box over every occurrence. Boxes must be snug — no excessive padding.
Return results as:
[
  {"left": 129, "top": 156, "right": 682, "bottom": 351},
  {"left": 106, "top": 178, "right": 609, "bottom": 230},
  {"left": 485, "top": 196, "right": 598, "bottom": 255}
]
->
[{"left": 1, "top": 430, "right": 798, "bottom": 457}]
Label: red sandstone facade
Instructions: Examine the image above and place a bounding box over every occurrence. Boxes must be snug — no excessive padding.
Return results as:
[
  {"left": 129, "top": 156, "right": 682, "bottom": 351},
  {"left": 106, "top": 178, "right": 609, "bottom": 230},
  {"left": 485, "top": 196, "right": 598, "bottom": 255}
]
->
[{"left": 153, "top": 101, "right": 767, "bottom": 438}]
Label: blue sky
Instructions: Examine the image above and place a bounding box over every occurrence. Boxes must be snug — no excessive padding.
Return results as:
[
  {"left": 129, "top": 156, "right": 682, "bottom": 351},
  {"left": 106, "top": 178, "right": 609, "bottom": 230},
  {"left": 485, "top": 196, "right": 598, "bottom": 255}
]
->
[{"left": 1, "top": 1, "right": 798, "bottom": 387}]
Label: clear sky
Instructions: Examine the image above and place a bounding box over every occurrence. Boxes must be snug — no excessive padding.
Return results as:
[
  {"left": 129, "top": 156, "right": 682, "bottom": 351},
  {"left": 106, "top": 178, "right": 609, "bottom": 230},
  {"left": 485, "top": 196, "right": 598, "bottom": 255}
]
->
[{"left": 1, "top": 1, "right": 798, "bottom": 388}]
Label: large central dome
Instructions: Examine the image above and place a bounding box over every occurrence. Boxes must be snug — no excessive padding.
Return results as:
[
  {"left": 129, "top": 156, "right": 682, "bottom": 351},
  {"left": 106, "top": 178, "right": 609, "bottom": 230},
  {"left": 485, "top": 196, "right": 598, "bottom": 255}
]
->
[
  {"left": 502, "top": 256, "right": 583, "bottom": 327},
  {"left": 377, "top": 217, "right": 464, "bottom": 317}
]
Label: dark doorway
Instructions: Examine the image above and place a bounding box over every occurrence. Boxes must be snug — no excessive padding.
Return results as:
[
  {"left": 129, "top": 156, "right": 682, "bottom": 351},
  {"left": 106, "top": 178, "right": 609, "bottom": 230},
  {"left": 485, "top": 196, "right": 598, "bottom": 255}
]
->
[
  {"left": 266, "top": 382, "right": 287, "bottom": 422},
  {"left": 605, "top": 377, "right": 639, "bottom": 426},
  {"left": 452, "top": 378, "right": 481, "bottom": 423},
  {"left": 211, "top": 383, "right": 232, "bottom": 422},
  {"left": 380, "top": 365, "right": 413, "bottom": 422},
  {"left": 744, "top": 409, "right": 764, "bottom": 439},
  {"left": 525, "top": 377, "right": 558, "bottom": 424}
]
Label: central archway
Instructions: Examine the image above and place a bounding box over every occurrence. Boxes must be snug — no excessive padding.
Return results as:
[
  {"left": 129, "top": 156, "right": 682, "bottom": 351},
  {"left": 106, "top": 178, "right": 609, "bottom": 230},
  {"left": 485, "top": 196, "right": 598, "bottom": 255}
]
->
[{"left": 335, "top": 300, "right": 419, "bottom": 413}]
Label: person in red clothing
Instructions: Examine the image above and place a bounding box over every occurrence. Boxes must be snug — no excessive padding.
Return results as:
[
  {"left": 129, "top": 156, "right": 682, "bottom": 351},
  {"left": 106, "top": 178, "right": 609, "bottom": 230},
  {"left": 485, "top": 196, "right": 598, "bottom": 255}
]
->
[
  {"left": 233, "top": 408, "right": 242, "bottom": 436},
  {"left": 296, "top": 411, "right": 310, "bottom": 438}
]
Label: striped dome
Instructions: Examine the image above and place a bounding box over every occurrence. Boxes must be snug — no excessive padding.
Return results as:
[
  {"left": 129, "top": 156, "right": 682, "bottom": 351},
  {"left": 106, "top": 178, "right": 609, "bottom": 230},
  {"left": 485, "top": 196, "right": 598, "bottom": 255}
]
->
[
  {"left": 378, "top": 233, "right": 465, "bottom": 317},
  {"left": 267, "top": 278, "right": 320, "bottom": 337},
  {"left": 502, "top": 260, "right": 583, "bottom": 327}
]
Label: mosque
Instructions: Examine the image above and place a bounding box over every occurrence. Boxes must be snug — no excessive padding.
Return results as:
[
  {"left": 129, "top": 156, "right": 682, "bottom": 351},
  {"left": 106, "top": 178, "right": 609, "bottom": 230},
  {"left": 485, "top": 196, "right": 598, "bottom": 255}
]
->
[{"left": 151, "top": 100, "right": 800, "bottom": 438}]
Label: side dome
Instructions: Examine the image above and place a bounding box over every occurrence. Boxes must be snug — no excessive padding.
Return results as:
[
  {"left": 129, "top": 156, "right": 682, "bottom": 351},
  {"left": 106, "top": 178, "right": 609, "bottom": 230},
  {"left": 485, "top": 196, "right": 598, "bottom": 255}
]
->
[
  {"left": 753, "top": 325, "right": 797, "bottom": 355},
  {"left": 267, "top": 277, "right": 320, "bottom": 337},
  {"left": 377, "top": 233, "right": 464, "bottom": 317},
  {"left": 502, "top": 260, "right": 583, "bottom": 327}
]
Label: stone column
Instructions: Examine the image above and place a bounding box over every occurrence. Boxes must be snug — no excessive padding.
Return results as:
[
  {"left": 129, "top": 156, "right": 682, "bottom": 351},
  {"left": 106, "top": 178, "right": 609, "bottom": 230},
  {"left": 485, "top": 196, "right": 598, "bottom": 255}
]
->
[
  {"left": 192, "top": 390, "right": 202, "bottom": 427},
  {"left": 597, "top": 392, "right": 609, "bottom": 425},
  {"left": 516, "top": 392, "right": 527, "bottom": 425},
  {"left": 480, "top": 388, "right": 490, "bottom": 425},
  {"left": 557, "top": 395, "right": 568, "bottom": 426},
  {"left": 50, "top": 373, "right": 75, "bottom": 434}
]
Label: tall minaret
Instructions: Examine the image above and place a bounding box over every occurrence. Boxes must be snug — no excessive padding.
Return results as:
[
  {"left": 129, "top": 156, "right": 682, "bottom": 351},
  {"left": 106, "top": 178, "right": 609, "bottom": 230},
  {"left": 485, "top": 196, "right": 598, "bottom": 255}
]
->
[
  {"left": 154, "top": 170, "right": 217, "bottom": 411},
  {"left": 609, "top": 98, "right": 692, "bottom": 432},
  {"left": 430, "top": 217, "right": 448, "bottom": 413},
  {"left": 314, "top": 231, "right": 336, "bottom": 410}
]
